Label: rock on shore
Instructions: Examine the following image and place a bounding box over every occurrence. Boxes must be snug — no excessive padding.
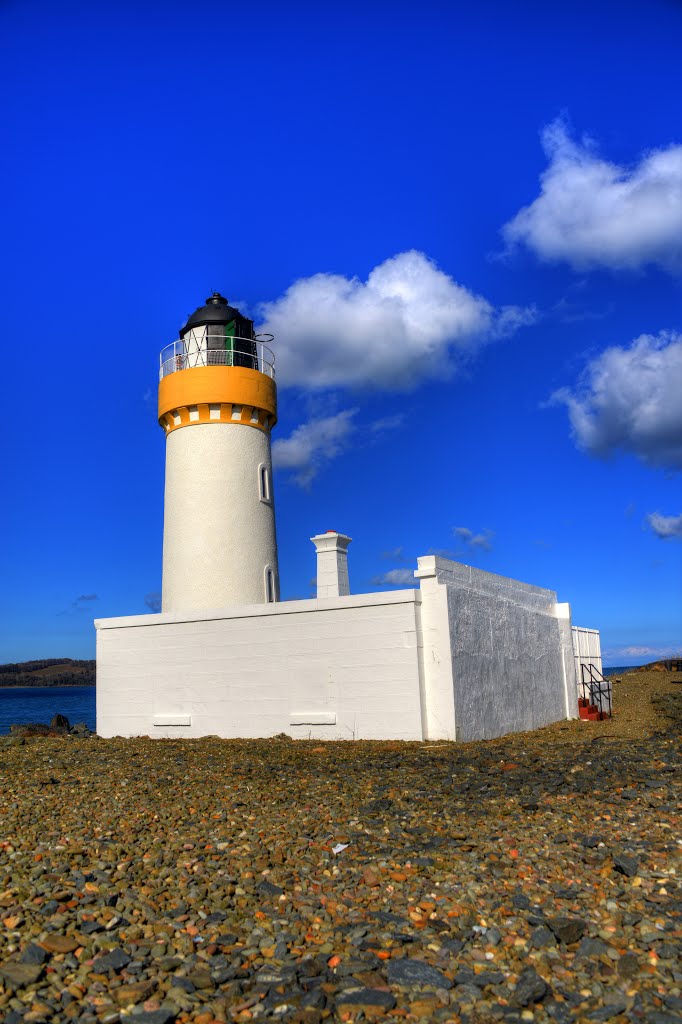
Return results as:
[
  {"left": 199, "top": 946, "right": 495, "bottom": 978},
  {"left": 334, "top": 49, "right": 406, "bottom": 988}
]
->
[{"left": 9, "top": 715, "right": 93, "bottom": 739}]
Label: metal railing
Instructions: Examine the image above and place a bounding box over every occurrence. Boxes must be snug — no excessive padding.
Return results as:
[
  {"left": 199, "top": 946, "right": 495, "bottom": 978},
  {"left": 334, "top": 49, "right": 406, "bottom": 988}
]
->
[
  {"left": 159, "top": 336, "right": 275, "bottom": 381},
  {"left": 580, "top": 662, "right": 613, "bottom": 718}
]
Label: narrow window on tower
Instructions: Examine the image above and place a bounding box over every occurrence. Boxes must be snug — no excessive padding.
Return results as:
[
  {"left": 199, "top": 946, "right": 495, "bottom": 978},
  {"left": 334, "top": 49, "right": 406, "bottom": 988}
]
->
[
  {"left": 258, "top": 463, "right": 271, "bottom": 504},
  {"left": 265, "top": 567, "right": 276, "bottom": 603}
]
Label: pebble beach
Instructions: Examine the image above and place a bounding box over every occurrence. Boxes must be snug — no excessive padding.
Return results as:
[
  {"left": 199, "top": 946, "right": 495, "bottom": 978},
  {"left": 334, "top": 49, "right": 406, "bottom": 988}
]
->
[{"left": 0, "top": 669, "right": 679, "bottom": 1024}]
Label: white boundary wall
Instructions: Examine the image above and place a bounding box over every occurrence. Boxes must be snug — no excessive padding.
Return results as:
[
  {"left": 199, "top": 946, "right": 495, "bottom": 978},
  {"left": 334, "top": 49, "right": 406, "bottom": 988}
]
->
[
  {"left": 96, "top": 557, "right": 587, "bottom": 741},
  {"left": 96, "top": 591, "right": 424, "bottom": 740}
]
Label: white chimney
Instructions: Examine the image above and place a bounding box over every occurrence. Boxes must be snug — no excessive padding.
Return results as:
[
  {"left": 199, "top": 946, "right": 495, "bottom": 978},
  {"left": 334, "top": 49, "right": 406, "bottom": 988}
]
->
[{"left": 311, "top": 531, "right": 352, "bottom": 598}]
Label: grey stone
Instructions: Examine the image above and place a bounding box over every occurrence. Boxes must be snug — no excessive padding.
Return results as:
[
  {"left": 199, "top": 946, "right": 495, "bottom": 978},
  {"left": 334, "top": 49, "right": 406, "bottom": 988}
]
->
[
  {"left": 97, "top": 947, "right": 132, "bottom": 971},
  {"left": 582, "top": 834, "right": 605, "bottom": 848},
  {"left": 185, "top": 969, "right": 213, "bottom": 990},
  {"left": 298, "top": 957, "right": 323, "bottom": 979},
  {"left": 170, "top": 977, "right": 195, "bottom": 993},
  {"left": 440, "top": 938, "right": 464, "bottom": 955},
  {"left": 512, "top": 894, "right": 531, "bottom": 909},
  {"left": 254, "top": 966, "right": 285, "bottom": 984},
  {"left": 204, "top": 910, "right": 226, "bottom": 923},
  {"left": 531, "top": 925, "right": 557, "bottom": 949},
  {"left": 454, "top": 982, "right": 482, "bottom": 1003},
  {"left": 362, "top": 798, "right": 393, "bottom": 813},
  {"left": 301, "top": 987, "right": 326, "bottom": 1009},
  {"left": 513, "top": 967, "right": 548, "bottom": 1006},
  {"left": 211, "top": 968, "right": 235, "bottom": 984},
  {"left": 373, "top": 911, "right": 407, "bottom": 926},
  {"left": 387, "top": 958, "right": 453, "bottom": 988},
  {"left": 80, "top": 920, "right": 105, "bottom": 934},
  {"left": 613, "top": 853, "right": 639, "bottom": 877},
  {"left": 575, "top": 937, "right": 609, "bottom": 959},
  {"left": 547, "top": 916, "right": 586, "bottom": 944},
  {"left": 545, "top": 1000, "right": 574, "bottom": 1024},
  {"left": 338, "top": 955, "right": 380, "bottom": 976},
  {"left": 127, "top": 1011, "right": 177, "bottom": 1024},
  {"left": 0, "top": 961, "right": 44, "bottom": 988},
  {"left": 20, "top": 943, "right": 49, "bottom": 965},
  {"left": 455, "top": 966, "right": 504, "bottom": 988},
  {"left": 157, "top": 957, "right": 183, "bottom": 971},
  {"left": 474, "top": 970, "right": 505, "bottom": 987},
  {"left": 336, "top": 988, "right": 397, "bottom": 1010},
  {"left": 618, "top": 952, "right": 640, "bottom": 979},
  {"left": 587, "top": 999, "right": 628, "bottom": 1021},
  {"left": 256, "top": 879, "right": 283, "bottom": 896}
]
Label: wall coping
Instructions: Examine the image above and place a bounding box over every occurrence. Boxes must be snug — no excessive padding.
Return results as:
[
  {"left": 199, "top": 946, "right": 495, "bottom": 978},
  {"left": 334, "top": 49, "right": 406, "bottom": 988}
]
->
[
  {"left": 415, "top": 555, "right": 557, "bottom": 601},
  {"left": 95, "top": 588, "right": 421, "bottom": 631}
]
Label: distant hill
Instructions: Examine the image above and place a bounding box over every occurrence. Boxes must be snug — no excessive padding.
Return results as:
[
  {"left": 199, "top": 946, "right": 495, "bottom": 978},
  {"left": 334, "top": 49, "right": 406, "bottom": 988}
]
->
[
  {"left": 633, "top": 658, "right": 682, "bottom": 673},
  {"left": 607, "top": 658, "right": 682, "bottom": 675},
  {"left": 0, "top": 659, "right": 95, "bottom": 687}
]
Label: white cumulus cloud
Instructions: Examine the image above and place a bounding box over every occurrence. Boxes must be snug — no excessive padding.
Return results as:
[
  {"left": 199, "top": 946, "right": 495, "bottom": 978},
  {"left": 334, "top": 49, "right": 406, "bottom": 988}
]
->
[
  {"left": 453, "top": 526, "right": 494, "bottom": 552},
  {"left": 604, "top": 645, "right": 681, "bottom": 661},
  {"left": 552, "top": 332, "right": 682, "bottom": 469},
  {"left": 371, "top": 568, "right": 416, "bottom": 587},
  {"left": 503, "top": 120, "right": 682, "bottom": 272},
  {"left": 647, "top": 511, "right": 682, "bottom": 540},
  {"left": 271, "top": 410, "right": 356, "bottom": 487},
  {"left": 259, "top": 250, "right": 534, "bottom": 390}
]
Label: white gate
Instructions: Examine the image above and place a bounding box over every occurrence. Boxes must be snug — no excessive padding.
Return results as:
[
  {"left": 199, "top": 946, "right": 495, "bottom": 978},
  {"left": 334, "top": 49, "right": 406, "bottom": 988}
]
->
[{"left": 572, "top": 625, "right": 603, "bottom": 686}]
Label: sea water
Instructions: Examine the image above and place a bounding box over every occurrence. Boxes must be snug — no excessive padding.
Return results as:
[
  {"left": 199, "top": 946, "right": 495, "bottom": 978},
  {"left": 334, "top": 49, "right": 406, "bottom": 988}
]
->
[{"left": 0, "top": 686, "right": 96, "bottom": 735}]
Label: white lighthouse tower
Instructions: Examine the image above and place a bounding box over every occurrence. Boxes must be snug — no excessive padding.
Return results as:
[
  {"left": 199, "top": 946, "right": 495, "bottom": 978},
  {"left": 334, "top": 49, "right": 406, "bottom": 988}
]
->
[{"left": 158, "top": 292, "right": 279, "bottom": 613}]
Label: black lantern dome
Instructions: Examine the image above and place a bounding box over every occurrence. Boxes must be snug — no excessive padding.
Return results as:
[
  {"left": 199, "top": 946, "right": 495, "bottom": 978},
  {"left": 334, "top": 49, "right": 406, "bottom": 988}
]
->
[
  {"left": 180, "top": 292, "right": 255, "bottom": 338},
  {"left": 180, "top": 292, "right": 258, "bottom": 370}
]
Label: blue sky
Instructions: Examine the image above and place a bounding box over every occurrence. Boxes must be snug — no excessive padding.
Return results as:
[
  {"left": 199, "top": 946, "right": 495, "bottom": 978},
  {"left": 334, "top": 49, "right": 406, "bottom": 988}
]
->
[{"left": 2, "top": 0, "right": 680, "bottom": 666}]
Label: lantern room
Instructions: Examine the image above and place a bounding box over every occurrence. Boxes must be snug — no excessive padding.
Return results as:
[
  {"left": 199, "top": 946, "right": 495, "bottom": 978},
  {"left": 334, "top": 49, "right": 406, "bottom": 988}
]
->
[{"left": 167, "top": 292, "right": 262, "bottom": 372}]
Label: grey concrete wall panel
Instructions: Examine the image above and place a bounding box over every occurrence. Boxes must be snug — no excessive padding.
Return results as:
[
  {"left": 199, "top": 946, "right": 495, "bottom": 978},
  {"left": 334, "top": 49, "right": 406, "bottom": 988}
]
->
[{"left": 427, "top": 557, "right": 571, "bottom": 742}]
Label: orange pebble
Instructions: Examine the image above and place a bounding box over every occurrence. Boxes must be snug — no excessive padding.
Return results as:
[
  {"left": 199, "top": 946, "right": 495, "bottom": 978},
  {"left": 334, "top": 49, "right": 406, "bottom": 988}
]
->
[{"left": 328, "top": 954, "right": 341, "bottom": 968}]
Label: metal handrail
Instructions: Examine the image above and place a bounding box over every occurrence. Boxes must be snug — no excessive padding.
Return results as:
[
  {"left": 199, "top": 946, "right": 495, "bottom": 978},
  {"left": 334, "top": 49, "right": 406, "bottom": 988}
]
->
[
  {"left": 159, "top": 336, "right": 276, "bottom": 381},
  {"left": 580, "top": 662, "right": 612, "bottom": 717}
]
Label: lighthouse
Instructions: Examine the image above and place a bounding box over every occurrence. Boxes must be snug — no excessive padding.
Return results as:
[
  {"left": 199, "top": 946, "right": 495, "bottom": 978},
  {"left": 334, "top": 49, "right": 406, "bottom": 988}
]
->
[
  {"left": 97, "top": 289, "right": 591, "bottom": 742},
  {"left": 157, "top": 292, "right": 279, "bottom": 613}
]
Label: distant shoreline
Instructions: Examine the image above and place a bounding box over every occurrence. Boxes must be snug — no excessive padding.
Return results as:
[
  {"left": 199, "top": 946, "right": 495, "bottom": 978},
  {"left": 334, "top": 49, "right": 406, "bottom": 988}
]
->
[
  {"left": 0, "top": 659, "right": 95, "bottom": 689},
  {"left": 0, "top": 681, "right": 95, "bottom": 689}
]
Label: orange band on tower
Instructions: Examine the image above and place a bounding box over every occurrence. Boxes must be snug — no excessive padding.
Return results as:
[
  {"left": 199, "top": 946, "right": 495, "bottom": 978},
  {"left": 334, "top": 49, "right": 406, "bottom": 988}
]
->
[{"left": 158, "top": 366, "right": 277, "bottom": 430}]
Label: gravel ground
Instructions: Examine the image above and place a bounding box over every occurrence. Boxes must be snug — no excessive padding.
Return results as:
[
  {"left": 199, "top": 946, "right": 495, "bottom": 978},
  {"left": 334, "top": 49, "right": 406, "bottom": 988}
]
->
[{"left": 0, "top": 671, "right": 679, "bottom": 1024}]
